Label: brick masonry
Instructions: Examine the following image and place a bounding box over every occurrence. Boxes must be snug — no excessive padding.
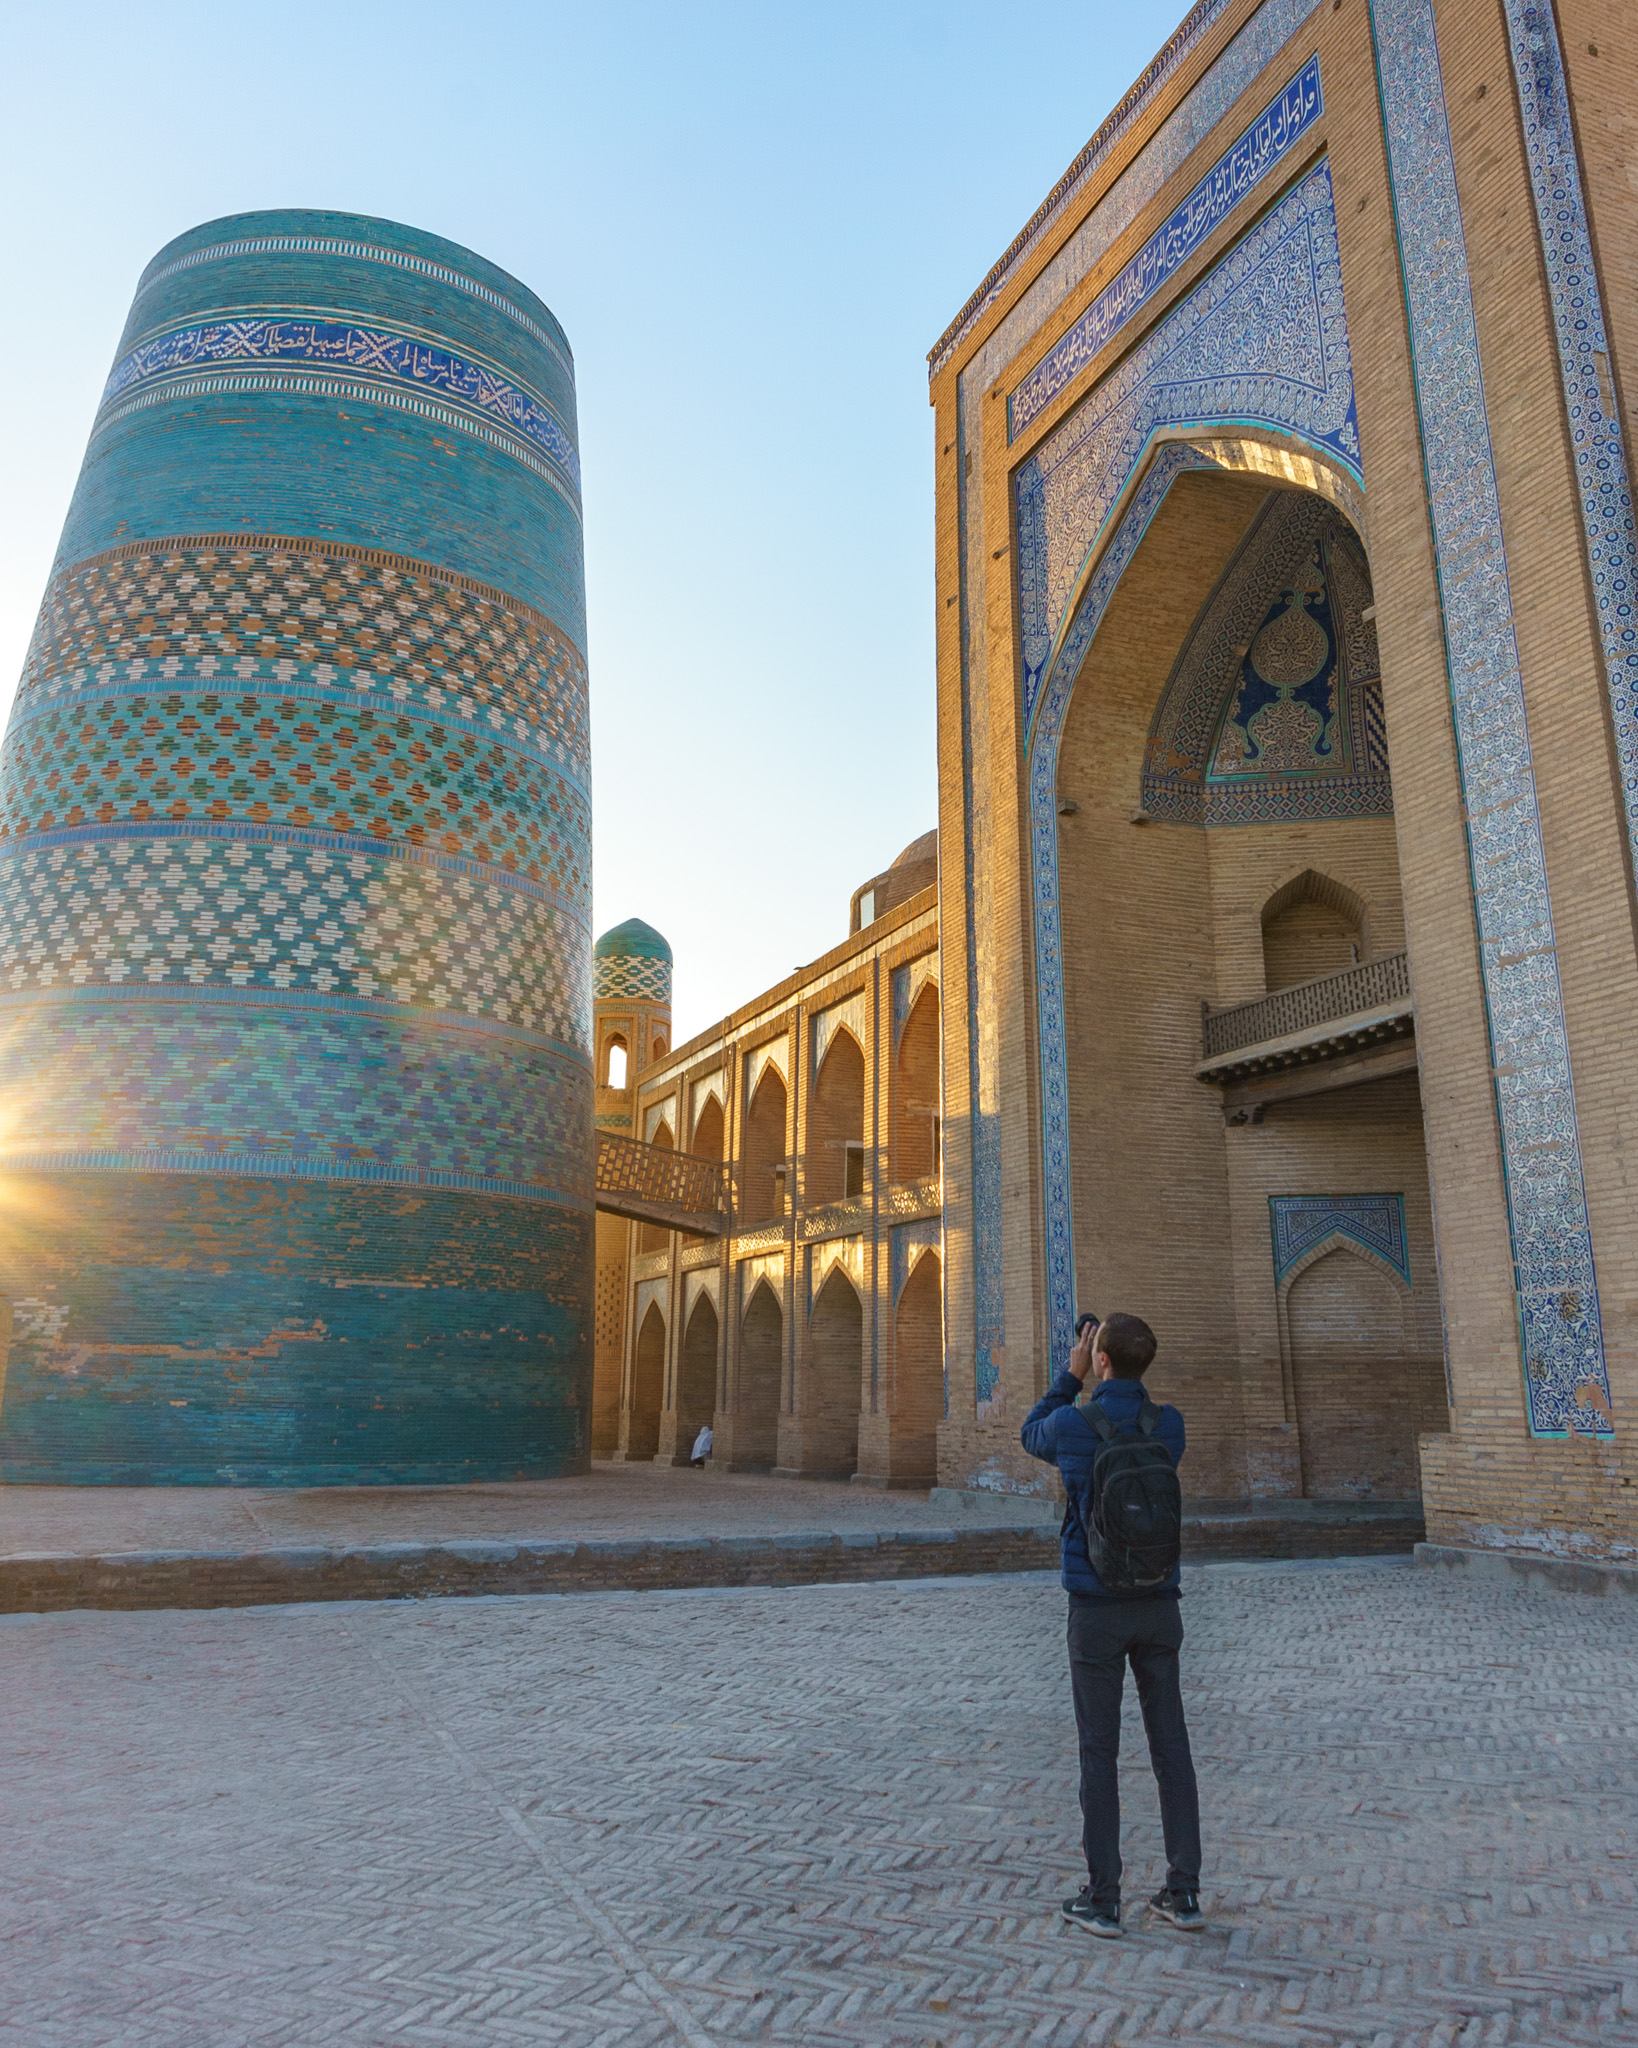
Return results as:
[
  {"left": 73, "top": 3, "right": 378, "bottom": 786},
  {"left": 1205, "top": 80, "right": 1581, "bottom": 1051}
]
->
[
  {"left": 928, "top": 0, "right": 1637, "bottom": 1563},
  {"left": 5, "top": 1561, "right": 1634, "bottom": 2043}
]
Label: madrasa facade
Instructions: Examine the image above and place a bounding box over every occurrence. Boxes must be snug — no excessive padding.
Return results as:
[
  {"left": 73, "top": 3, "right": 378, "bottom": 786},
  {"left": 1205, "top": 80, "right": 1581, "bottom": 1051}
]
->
[
  {"left": 1, "top": 0, "right": 1634, "bottom": 1573},
  {"left": 596, "top": 0, "right": 1635, "bottom": 1570}
]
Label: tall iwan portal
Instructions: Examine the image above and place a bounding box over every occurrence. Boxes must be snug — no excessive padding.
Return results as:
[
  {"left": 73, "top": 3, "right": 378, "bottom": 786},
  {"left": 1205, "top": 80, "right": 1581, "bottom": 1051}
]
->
[{"left": 0, "top": 210, "right": 593, "bottom": 1483}]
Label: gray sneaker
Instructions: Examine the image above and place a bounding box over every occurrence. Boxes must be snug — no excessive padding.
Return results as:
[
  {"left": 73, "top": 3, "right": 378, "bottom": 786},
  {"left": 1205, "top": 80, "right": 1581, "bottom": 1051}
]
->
[
  {"left": 1062, "top": 1888, "right": 1121, "bottom": 1938},
  {"left": 1149, "top": 1887, "right": 1205, "bottom": 1930}
]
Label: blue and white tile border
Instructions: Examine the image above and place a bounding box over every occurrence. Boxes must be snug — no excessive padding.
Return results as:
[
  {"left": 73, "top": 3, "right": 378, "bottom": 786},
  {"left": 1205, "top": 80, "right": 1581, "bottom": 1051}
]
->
[
  {"left": 1502, "top": 0, "right": 1638, "bottom": 891},
  {"left": 1270, "top": 1192, "right": 1410, "bottom": 1288},
  {"left": 1010, "top": 58, "right": 1325, "bottom": 439},
  {"left": 1369, "top": 0, "right": 1612, "bottom": 1434}
]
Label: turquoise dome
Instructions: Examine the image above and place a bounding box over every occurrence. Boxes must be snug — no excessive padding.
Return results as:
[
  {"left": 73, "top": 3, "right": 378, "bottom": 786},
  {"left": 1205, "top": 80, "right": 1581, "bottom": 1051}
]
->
[{"left": 594, "top": 919, "right": 672, "bottom": 1004}]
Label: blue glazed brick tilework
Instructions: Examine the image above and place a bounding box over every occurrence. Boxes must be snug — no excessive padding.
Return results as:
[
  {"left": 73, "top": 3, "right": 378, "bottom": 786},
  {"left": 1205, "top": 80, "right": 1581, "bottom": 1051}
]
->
[
  {"left": 1019, "top": 159, "right": 1360, "bottom": 1365},
  {"left": 1142, "top": 491, "right": 1390, "bottom": 824},
  {"left": 1015, "top": 161, "right": 1359, "bottom": 737},
  {"left": 19, "top": 542, "right": 588, "bottom": 790},
  {"left": 1009, "top": 58, "right": 1325, "bottom": 439},
  {"left": 0, "top": 211, "right": 593, "bottom": 1479},
  {"left": 0, "top": 992, "right": 591, "bottom": 1200},
  {"left": 0, "top": 1175, "right": 591, "bottom": 1484},
  {"left": 56, "top": 208, "right": 584, "bottom": 645},
  {"left": 1270, "top": 1193, "right": 1409, "bottom": 1288},
  {"left": 1502, "top": 0, "right": 1638, "bottom": 891},
  {"left": 0, "top": 837, "right": 587, "bottom": 1049},
  {"left": 1369, "top": 0, "right": 1612, "bottom": 1436}
]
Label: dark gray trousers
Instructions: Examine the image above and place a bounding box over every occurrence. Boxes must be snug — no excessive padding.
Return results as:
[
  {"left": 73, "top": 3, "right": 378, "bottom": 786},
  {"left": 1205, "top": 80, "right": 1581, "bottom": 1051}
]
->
[{"left": 1066, "top": 1594, "right": 1201, "bottom": 1907}]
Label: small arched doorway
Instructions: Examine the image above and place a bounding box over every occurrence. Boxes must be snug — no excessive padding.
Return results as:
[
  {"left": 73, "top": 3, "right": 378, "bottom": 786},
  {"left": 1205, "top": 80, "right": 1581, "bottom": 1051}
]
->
[
  {"left": 801, "top": 1268, "right": 862, "bottom": 1478},
  {"left": 626, "top": 1300, "right": 666, "bottom": 1461},
  {"left": 1283, "top": 1243, "right": 1446, "bottom": 1500},
  {"left": 808, "top": 1031, "right": 865, "bottom": 1206},
  {"left": 733, "top": 1279, "right": 783, "bottom": 1470},
  {"left": 894, "top": 986, "right": 940, "bottom": 1182},
  {"left": 892, "top": 1249, "right": 943, "bottom": 1482},
  {"left": 740, "top": 1069, "right": 787, "bottom": 1225},
  {"left": 677, "top": 1294, "right": 718, "bottom": 1460}
]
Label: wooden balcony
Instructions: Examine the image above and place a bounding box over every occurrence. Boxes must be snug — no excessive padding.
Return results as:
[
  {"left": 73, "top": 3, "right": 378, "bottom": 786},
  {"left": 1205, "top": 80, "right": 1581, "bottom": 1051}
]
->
[
  {"left": 594, "top": 1132, "right": 731, "bottom": 1235},
  {"left": 1197, "top": 951, "right": 1416, "bottom": 1121}
]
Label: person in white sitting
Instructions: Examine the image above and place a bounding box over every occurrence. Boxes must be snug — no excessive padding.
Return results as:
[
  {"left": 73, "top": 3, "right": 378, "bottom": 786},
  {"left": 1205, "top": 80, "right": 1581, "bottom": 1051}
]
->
[{"left": 689, "top": 1424, "right": 713, "bottom": 1468}]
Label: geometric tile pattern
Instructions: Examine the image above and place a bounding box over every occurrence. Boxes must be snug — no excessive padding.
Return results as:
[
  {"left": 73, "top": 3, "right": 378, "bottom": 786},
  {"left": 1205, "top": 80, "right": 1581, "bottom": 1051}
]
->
[
  {"left": 1502, "top": 0, "right": 1638, "bottom": 897},
  {"left": 1015, "top": 160, "right": 1360, "bottom": 739},
  {"left": 0, "top": 834, "right": 587, "bottom": 1046},
  {"left": 591, "top": 952, "right": 671, "bottom": 1003},
  {"left": 0, "top": 208, "right": 594, "bottom": 1480},
  {"left": 4, "top": 1564, "right": 1634, "bottom": 2045},
  {"left": 1009, "top": 58, "right": 1325, "bottom": 439},
  {"left": 1369, "top": 0, "right": 1612, "bottom": 1437},
  {"left": 1144, "top": 492, "right": 1391, "bottom": 824},
  {"left": 17, "top": 539, "right": 590, "bottom": 789},
  {"left": 1269, "top": 1192, "right": 1410, "bottom": 1289}
]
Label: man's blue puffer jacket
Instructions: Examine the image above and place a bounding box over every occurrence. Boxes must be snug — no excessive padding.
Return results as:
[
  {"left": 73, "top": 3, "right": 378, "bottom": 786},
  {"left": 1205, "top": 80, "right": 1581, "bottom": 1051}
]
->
[{"left": 1021, "top": 1372, "right": 1186, "bottom": 1598}]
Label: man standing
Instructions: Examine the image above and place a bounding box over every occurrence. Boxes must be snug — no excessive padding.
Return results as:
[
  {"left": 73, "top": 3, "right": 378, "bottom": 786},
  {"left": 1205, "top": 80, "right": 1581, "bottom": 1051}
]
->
[{"left": 1021, "top": 1312, "right": 1204, "bottom": 1938}]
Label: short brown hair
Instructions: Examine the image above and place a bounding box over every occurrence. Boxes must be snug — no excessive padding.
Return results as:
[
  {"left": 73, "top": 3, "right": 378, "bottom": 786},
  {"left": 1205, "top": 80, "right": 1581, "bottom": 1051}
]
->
[{"left": 1096, "top": 1312, "right": 1157, "bottom": 1378}]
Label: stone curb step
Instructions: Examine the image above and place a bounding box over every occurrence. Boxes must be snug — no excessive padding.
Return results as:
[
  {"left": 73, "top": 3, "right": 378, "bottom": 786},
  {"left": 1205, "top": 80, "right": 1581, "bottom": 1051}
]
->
[
  {"left": 0, "top": 1509, "right": 1425, "bottom": 1614},
  {"left": 1415, "top": 1540, "right": 1638, "bottom": 1597}
]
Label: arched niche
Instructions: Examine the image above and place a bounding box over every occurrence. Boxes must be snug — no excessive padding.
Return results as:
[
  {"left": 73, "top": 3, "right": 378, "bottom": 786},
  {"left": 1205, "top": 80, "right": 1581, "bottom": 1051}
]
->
[{"left": 808, "top": 1027, "right": 865, "bottom": 1207}]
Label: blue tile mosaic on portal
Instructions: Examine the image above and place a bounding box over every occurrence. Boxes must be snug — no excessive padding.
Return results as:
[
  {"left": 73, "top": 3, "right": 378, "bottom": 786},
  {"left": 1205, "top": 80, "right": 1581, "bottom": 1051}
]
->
[{"left": 0, "top": 211, "right": 594, "bottom": 1483}]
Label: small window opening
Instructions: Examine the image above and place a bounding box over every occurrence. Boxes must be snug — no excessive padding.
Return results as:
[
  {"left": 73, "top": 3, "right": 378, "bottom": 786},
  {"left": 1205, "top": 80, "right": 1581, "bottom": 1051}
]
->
[
  {"left": 844, "top": 1141, "right": 866, "bottom": 1199},
  {"left": 650, "top": 1033, "right": 667, "bottom": 1062},
  {"left": 856, "top": 888, "right": 876, "bottom": 930},
  {"left": 604, "top": 1038, "right": 628, "bottom": 1089},
  {"left": 773, "top": 1163, "right": 788, "bottom": 1210},
  {"left": 931, "top": 1117, "right": 941, "bottom": 1177}
]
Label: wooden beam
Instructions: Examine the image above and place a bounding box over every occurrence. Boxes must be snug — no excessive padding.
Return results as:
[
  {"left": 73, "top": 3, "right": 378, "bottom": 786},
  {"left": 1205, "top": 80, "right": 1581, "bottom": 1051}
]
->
[{"left": 1219, "top": 1038, "right": 1420, "bottom": 1118}]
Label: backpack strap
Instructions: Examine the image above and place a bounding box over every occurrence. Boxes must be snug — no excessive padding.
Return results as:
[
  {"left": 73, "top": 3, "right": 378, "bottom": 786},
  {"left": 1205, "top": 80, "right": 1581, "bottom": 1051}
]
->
[
  {"left": 1081, "top": 1399, "right": 1117, "bottom": 1443},
  {"left": 1136, "top": 1397, "right": 1163, "bottom": 1437}
]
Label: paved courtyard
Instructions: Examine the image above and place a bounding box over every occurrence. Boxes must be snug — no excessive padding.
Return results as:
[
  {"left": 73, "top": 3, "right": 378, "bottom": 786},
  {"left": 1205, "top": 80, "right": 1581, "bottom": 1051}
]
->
[{"left": 2, "top": 1558, "right": 1634, "bottom": 2047}]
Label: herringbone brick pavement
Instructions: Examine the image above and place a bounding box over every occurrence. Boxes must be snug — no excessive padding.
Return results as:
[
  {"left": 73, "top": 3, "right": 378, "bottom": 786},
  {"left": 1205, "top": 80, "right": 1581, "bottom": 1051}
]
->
[{"left": 1, "top": 1559, "right": 1634, "bottom": 2046}]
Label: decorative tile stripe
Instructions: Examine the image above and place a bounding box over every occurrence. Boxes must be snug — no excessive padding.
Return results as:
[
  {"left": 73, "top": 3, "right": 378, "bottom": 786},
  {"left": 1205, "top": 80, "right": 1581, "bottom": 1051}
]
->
[
  {"left": 1503, "top": 0, "right": 1638, "bottom": 893},
  {"left": 932, "top": 0, "right": 1325, "bottom": 378},
  {"left": 0, "top": 1148, "right": 589, "bottom": 1208},
  {"left": 1015, "top": 160, "right": 1359, "bottom": 737},
  {"left": 135, "top": 234, "right": 571, "bottom": 371},
  {"left": 0, "top": 999, "right": 590, "bottom": 1197},
  {"left": 930, "top": 0, "right": 1238, "bottom": 375},
  {"left": 21, "top": 543, "right": 589, "bottom": 783},
  {"left": 1370, "top": 0, "right": 1611, "bottom": 1436},
  {"left": 0, "top": 689, "right": 588, "bottom": 907},
  {"left": 0, "top": 833, "right": 589, "bottom": 1048},
  {"left": 891, "top": 1218, "right": 942, "bottom": 1307},
  {"left": 103, "top": 318, "right": 579, "bottom": 494},
  {"left": 1270, "top": 1193, "right": 1409, "bottom": 1287},
  {"left": 1010, "top": 58, "right": 1324, "bottom": 439}
]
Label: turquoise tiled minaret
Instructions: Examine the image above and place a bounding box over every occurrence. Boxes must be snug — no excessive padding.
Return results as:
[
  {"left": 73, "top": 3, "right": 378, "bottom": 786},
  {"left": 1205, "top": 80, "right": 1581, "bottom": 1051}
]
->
[{"left": 0, "top": 210, "right": 593, "bottom": 1483}]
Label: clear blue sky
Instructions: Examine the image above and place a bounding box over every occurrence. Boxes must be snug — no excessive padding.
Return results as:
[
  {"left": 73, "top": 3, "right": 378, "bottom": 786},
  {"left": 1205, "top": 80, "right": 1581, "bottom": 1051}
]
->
[{"left": 0, "top": 0, "right": 1183, "bottom": 1042}]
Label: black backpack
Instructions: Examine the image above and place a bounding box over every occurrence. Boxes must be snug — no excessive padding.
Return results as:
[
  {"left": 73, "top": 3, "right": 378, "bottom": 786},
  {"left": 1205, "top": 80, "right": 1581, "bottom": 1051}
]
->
[{"left": 1074, "top": 1395, "right": 1183, "bottom": 1592}]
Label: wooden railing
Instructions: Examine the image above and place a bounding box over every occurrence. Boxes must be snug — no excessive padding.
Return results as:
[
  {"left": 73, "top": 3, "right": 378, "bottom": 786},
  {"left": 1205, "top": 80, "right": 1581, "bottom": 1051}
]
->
[
  {"left": 594, "top": 1132, "right": 730, "bottom": 1235},
  {"left": 1203, "top": 950, "right": 1411, "bottom": 1060}
]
